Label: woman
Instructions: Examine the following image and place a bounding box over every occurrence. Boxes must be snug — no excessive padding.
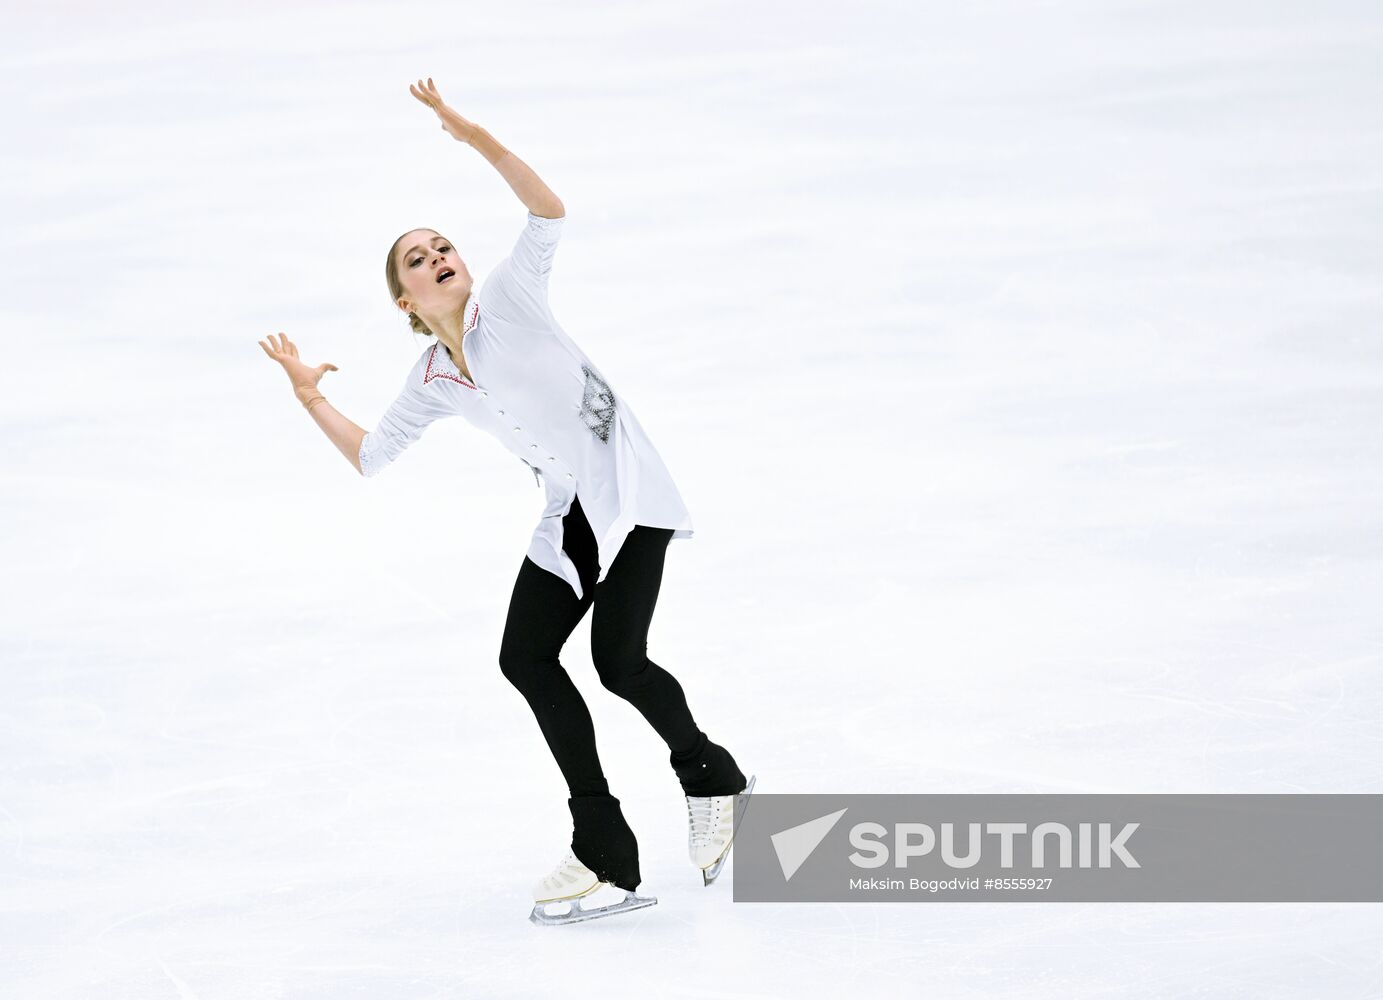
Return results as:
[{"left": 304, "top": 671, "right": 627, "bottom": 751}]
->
[{"left": 258, "top": 79, "right": 752, "bottom": 925}]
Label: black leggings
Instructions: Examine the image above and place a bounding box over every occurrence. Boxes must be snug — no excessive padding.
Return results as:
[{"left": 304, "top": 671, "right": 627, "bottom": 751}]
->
[{"left": 498, "top": 495, "right": 745, "bottom": 890}]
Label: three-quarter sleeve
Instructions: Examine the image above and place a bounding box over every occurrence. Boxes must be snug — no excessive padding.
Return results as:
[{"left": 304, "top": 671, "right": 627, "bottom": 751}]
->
[
  {"left": 358, "top": 376, "right": 448, "bottom": 477},
  {"left": 481, "top": 211, "right": 565, "bottom": 324}
]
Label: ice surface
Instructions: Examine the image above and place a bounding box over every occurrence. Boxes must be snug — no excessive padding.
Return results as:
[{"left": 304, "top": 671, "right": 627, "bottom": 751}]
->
[{"left": 2, "top": 0, "right": 1382, "bottom": 997}]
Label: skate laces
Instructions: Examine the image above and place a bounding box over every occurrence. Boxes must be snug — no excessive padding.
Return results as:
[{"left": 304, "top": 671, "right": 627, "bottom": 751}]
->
[
  {"left": 687, "top": 795, "right": 727, "bottom": 848},
  {"left": 543, "top": 852, "right": 588, "bottom": 888}
]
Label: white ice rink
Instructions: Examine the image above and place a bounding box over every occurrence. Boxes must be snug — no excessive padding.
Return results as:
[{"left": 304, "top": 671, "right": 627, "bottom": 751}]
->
[{"left": 3, "top": 0, "right": 1382, "bottom": 996}]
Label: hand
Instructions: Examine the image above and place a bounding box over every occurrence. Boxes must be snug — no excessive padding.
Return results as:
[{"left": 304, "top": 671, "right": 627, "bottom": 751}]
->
[
  {"left": 409, "top": 77, "right": 479, "bottom": 144},
  {"left": 258, "top": 332, "right": 338, "bottom": 397}
]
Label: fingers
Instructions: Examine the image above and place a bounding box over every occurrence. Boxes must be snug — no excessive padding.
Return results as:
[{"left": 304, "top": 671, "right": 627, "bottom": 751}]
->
[
  {"left": 411, "top": 79, "right": 438, "bottom": 109},
  {"left": 257, "top": 332, "right": 297, "bottom": 359},
  {"left": 409, "top": 77, "right": 446, "bottom": 111},
  {"left": 259, "top": 332, "right": 334, "bottom": 377}
]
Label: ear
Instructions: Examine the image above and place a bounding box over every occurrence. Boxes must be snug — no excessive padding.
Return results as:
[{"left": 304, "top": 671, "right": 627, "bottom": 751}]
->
[{"left": 396, "top": 296, "right": 413, "bottom": 314}]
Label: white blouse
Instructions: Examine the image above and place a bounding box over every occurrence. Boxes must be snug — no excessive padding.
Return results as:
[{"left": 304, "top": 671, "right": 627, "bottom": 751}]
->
[{"left": 359, "top": 210, "right": 694, "bottom": 600}]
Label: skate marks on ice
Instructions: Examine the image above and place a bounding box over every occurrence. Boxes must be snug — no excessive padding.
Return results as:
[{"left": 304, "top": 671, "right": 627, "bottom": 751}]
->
[{"left": 830, "top": 643, "right": 1383, "bottom": 794}]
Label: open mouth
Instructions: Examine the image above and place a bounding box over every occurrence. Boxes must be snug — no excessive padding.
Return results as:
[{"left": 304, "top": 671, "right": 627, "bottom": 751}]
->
[{"left": 436, "top": 267, "right": 457, "bottom": 285}]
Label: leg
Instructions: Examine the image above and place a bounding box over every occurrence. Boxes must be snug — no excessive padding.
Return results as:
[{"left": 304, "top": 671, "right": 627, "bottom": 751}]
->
[
  {"left": 590, "top": 525, "right": 748, "bottom": 797},
  {"left": 497, "top": 554, "right": 606, "bottom": 796},
  {"left": 497, "top": 497, "right": 641, "bottom": 890}
]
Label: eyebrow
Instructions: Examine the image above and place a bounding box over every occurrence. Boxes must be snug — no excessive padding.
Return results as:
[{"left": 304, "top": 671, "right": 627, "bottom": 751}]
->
[{"left": 401, "top": 236, "right": 450, "bottom": 260}]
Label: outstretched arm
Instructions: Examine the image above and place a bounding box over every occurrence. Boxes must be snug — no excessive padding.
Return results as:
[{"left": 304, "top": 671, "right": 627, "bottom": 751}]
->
[
  {"left": 409, "top": 77, "right": 565, "bottom": 220},
  {"left": 258, "top": 333, "right": 370, "bottom": 474},
  {"left": 301, "top": 391, "right": 370, "bottom": 475}
]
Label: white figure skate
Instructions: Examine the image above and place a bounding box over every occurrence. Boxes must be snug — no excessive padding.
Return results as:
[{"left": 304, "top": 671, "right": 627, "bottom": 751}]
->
[
  {"left": 528, "top": 852, "right": 658, "bottom": 926},
  {"left": 687, "top": 773, "right": 757, "bottom": 886}
]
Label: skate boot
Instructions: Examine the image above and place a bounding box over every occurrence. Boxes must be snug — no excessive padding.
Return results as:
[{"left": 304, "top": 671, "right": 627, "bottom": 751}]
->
[
  {"left": 687, "top": 773, "right": 757, "bottom": 886},
  {"left": 670, "top": 732, "right": 754, "bottom": 885},
  {"left": 528, "top": 852, "right": 658, "bottom": 926}
]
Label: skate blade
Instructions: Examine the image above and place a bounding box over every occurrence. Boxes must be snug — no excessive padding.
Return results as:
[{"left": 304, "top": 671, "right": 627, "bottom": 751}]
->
[
  {"left": 529, "top": 888, "right": 658, "bottom": 927},
  {"left": 700, "top": 773, "right": 757, "bottom": 887}
]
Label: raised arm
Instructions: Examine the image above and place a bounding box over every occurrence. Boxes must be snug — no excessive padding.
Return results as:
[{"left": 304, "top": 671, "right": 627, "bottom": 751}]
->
[{"left": 409, "top": 77, "right": 565, "bottom": 220}]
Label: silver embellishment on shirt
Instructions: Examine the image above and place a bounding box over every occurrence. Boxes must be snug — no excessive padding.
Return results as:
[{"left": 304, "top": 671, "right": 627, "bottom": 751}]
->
[{"left": 579, "top": 365, "right": 616, "bottom": 443}]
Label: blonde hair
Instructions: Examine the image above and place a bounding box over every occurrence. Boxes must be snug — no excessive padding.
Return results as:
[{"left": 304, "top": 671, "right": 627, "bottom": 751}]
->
[{"left": 385, "top": 228, "right": 452, "bottom": 337}]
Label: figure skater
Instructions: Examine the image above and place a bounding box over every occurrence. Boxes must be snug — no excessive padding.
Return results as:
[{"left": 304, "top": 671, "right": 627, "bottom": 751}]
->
[{"left": 258, "top": 78, "right": 753, "bottom": 925}]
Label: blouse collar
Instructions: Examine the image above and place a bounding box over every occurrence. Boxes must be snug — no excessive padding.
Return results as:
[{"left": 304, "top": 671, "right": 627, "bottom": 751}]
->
[
  {"left": 424, "top": 290, "right": 478, "bottom": 385},
  {"left": 462, "top": 289, "right": 479, "bottom": 334}
]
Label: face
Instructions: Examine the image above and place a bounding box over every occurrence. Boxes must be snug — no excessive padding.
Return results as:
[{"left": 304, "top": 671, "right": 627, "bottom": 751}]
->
[{"left": 394, "top": 229, "right": 473, "bottom": 321}]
